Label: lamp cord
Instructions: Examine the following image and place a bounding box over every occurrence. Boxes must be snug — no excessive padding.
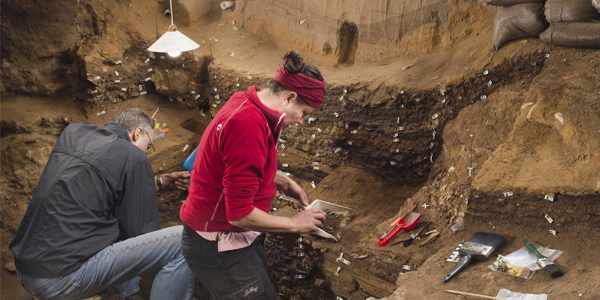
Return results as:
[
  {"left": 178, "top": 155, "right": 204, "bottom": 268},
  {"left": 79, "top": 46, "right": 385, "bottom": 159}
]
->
[{"left": 170, "top": 0, "right": 174, "bottom": 26}]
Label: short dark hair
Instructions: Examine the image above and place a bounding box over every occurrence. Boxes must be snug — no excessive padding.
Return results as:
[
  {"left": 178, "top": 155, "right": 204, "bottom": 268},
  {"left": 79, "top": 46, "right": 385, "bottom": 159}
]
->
[{"left": 109, "top": 108, "right": 154, "bottom": 134}]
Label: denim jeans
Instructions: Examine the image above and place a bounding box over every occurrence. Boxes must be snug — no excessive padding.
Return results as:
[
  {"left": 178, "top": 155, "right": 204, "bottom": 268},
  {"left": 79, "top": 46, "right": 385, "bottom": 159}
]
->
[
  {"left": 16, "top": 226, "right": 195, "bottom": 300},
  {"left": 181, "top": 225, "right": 278, "bottom": 300}
]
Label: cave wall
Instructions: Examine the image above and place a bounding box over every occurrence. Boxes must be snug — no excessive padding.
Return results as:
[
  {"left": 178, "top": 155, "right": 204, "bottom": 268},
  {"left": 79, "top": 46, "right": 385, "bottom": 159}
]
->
[
  {"left": 1, "top": 1, "right": 98, "bottom": 96},
  {"left": 230, "top": 0, "right": 495, "bottom": 63},
  {"left": 4, "top": 1, "right": 590, "bottom": 199},
  {"left": 0, "top": 0, "right": 496, "bottom": 102},
  {"left": 1, "top": 0, "right": 212, "bottom": 105}
]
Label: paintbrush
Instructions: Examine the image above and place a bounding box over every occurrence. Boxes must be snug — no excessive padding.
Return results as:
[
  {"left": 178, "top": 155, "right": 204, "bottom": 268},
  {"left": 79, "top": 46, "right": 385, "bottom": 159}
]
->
[
  {"left": 444, "top": 232, "right": 505, "bottom": 283},
  {"left": 403, "top": 222, "right": 432, "bottom": 247},
  {"left": 524, "top": 240, "right": 564, "bottom": 278}
]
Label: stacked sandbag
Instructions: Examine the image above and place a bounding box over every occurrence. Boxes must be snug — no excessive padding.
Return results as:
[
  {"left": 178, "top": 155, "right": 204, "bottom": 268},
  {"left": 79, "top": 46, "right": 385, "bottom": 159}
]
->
[
  {"left": 493, "top": 3, "right": 548, "bottom": 50},
  {"left": 544, "top": 0, "right": 600, "bottom": 23},
  {"left": 593, "top": 0, "right": 600, "bottom": 13},
  {"left": 485, "top": 0, "right": 544, "bottom": 6},
  {"left": 539, "top": 23, "right": 600, "bottom": 48},
  {"left": 538, "top": 0, "right": 600, "bottom": 48}
]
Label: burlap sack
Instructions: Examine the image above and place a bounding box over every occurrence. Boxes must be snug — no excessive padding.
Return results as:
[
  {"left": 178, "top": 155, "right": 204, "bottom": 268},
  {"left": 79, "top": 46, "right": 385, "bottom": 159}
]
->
[
  {"left": 484, "top": 0, "right": 543, "bottom": 6},
  {"left": 539, "top": 23, "right": 600, "bottom": 48},
  {"left": 544, "top": 0, "right": 600, "bottom": 23},
  {"left": 494, "top": 3, "right": 548, "bottom": 50},
  {"left": 593, "top": 0, "right": 600, "bottom": 13}
]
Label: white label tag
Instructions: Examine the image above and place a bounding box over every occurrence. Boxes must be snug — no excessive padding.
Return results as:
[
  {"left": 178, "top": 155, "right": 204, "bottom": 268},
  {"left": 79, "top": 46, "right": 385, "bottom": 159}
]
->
[{"left": 461, "top": 242, "right": 493, "bottom": 257}]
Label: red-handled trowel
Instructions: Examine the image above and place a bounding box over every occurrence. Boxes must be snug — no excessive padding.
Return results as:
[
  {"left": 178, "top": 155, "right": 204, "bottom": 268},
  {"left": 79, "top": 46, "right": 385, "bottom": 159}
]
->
[{"left": 378, "top": 212, "right": 421, "bottom": 247}]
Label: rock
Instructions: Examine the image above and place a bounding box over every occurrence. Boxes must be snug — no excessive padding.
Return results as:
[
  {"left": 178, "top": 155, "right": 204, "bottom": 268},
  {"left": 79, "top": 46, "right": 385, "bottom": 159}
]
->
[
  {"left": 349, "top": 279, "right": 359, "bottom": 292},
  {"left": 315, "top": 278, "right": 329, "bottom": 289},
  {"left": 322, "top": 41, "right": 331, "bottom": 54},
  {"left": 4, "top": 260, "right": 16, "bottom": 272},
  {"left": 192, "top": 49, "right": 203, "bottom": 62}
]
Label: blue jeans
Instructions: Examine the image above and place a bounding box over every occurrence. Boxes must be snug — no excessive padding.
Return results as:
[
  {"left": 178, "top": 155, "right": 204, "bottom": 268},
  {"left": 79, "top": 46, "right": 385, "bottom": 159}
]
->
[
  {"left": 16, "top": 226, "right": 195, "bottom": 300},
  {"left": 181, "top": 225, "right": 278, "bottom": 300}
]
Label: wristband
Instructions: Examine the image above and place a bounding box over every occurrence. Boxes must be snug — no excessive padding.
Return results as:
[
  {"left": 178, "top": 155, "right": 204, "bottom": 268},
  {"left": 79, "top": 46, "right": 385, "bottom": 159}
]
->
[{"left": 157, "top": 175, "right": 165, "bottom": 191}]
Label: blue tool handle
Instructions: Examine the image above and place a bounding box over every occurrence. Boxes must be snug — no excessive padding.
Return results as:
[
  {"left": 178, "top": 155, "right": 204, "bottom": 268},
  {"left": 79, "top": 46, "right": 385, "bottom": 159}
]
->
[{"left": 182, "top": 147, "right": 198, "bottom": 171}]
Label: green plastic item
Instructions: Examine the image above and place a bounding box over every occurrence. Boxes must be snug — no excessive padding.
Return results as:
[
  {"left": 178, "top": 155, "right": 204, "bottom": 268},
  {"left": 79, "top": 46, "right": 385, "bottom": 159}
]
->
[{"left": 524, "top": 240, "right": 546, "bottom": 259}]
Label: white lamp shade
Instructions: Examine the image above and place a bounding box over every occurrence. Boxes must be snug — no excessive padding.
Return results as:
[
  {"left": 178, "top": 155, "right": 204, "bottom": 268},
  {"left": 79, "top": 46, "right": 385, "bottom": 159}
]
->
[{"left": 148, "top": 30, "right": 200, "bottom": 53}]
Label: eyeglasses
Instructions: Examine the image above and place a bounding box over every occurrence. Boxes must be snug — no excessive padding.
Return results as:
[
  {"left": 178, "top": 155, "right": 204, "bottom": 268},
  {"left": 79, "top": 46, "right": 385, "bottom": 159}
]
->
[{"left": 146, "top": 132, "right": 155, "bottom": 155}]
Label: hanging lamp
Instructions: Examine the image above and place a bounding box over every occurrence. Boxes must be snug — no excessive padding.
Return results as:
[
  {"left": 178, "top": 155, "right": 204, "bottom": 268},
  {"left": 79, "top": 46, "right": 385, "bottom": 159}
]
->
[{"left": 148, "top": 0, "right": 199, "bottom": 57}]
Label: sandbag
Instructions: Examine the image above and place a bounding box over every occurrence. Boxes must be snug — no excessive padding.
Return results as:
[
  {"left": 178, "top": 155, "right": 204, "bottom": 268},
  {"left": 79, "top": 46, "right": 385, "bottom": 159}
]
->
[
  {"left": 539, "top": 23, "right": 600, "bottom": 48},
  {"left": 493, "top": 3, "right": 548, "bottom": 50},
  {"left": 593, "top": 0, "right": 600, "bottom": 13},
  {"left": 544, "top": 0, "right": 600, "bottom": 23},
  {"left": 484, "top": 0, "right": 543, "bottom": 7}
]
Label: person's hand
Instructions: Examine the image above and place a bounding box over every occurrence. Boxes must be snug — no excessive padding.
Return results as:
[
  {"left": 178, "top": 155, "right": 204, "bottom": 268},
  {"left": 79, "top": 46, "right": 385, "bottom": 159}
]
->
[
  {"left": 284, "top": 179, "right": 308, "bottom": 209},
  {"left": 275, "top": 172, "right": 308, "bottom": 208},
  {"left": 290, "top": 208, "right": 326, "bottom": 233},
  {"left": 161, "top": 171, "right": 191, "bottom": 191}
]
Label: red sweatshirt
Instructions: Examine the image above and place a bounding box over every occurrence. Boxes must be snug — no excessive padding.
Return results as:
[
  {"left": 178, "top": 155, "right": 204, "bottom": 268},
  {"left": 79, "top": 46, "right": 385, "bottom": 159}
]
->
[{"left": 180, "top": 86, "right": 285, "bottom": 232}]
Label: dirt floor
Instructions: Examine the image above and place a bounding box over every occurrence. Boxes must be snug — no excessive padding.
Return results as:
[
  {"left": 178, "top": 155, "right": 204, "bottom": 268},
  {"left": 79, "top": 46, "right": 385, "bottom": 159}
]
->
[{"left": 2, "top": 1, "right": 600, "bottom": 299}]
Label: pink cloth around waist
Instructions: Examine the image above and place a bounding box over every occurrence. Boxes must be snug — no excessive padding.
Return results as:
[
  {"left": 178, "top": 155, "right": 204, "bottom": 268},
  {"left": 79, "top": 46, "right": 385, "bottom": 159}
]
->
[{"left": 197, "top": 230, "right": 261, "bottom": 252}]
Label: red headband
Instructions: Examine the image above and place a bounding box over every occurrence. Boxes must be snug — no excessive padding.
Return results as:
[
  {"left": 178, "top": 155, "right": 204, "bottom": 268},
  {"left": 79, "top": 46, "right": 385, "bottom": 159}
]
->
[{"left": 273, "top": 66, "right": 326, "bottom": 108}]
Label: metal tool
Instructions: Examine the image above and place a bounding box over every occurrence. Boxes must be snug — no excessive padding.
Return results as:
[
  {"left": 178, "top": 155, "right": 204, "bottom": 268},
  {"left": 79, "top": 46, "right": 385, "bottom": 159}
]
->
[
  {"left": 468, "top": 134, "right": 474, "bottom": 177},
  {"left": 279, "top": 195, "right": 352, "bottom": 242},
  {"left": 403, "top": 222, "right": 432, "bottom": 247}
]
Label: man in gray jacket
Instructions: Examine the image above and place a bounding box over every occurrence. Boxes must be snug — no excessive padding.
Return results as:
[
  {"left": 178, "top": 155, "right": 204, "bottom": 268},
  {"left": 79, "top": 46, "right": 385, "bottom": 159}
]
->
[{"left": 10, "top": 108, "right": 194, "bottom": 300}]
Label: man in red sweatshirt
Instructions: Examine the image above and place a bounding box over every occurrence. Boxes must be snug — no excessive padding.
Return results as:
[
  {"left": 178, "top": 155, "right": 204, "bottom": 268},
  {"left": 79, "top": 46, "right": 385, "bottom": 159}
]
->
[{"left": 180, "top": 50, "right": 327, "bottom": 299}]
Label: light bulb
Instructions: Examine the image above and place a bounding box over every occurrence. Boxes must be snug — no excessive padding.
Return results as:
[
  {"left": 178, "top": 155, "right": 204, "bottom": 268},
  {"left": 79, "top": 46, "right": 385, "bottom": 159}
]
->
[{"left": 168, "top": 51, "right": 181, "bottom": 57}]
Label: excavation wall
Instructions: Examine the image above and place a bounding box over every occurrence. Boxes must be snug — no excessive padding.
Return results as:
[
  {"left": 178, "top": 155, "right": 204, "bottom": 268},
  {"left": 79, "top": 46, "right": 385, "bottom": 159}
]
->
[{"left": 231, "top": 0, "right": 495, "bottom": 63}]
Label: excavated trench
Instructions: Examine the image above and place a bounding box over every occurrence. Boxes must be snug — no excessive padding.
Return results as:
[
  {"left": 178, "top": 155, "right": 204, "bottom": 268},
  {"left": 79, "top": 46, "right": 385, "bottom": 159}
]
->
[
  {"left": 132, "top": 48, "right": 599, "bottom": 299},
  {"left": 4, "top": 1, "right": 600, "bottom": 299},
  {"left": 204, "top": 51, "right": 548, "bottom": 190},
  {"left": 241, "top": 52, "right": 547, "bottom": 299},
  {"left": 0, "top": 47, "right": 549, "bottom": 300}
]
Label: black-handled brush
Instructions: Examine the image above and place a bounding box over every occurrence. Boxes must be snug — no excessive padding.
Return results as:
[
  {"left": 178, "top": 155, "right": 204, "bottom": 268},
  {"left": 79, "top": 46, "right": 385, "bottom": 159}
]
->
[
  {"left": 403, "top": 222, "right": 431, "bottom": 247},
  {"left": 444, "top": 254, "right": 473, "bottom": 283},
  {"left": 444, "top": 232, "right": 505, "bottom": 283},
  {"left": 524, "top": 240, "right": 564, "bottom": 279}
]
